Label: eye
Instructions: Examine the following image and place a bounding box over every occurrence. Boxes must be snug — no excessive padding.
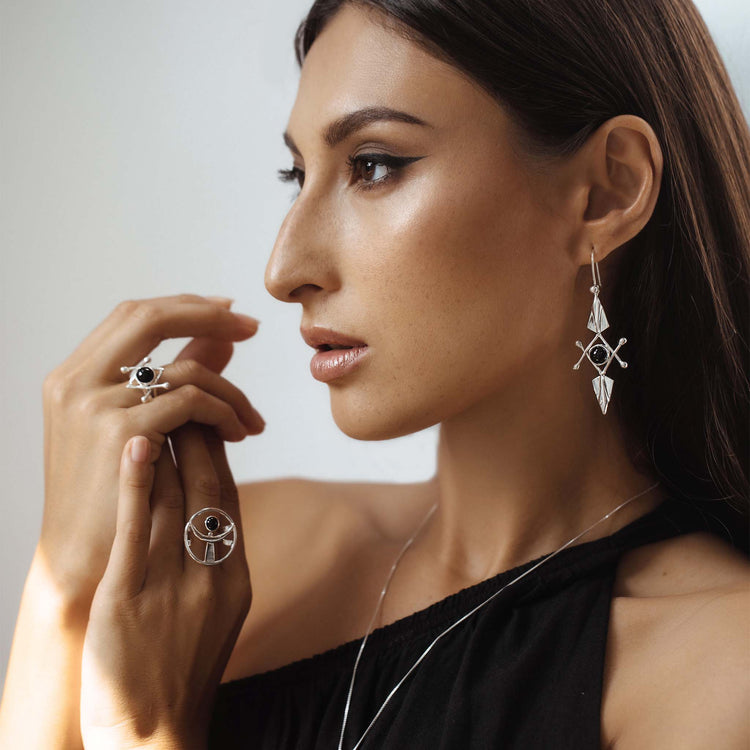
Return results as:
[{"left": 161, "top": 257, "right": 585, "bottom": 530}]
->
[
  {"left": 276, "top": 153, "right": 424, "bottom": 197},
  {"left": 346, "top": 153, "right": 422, "bottom": 192}
]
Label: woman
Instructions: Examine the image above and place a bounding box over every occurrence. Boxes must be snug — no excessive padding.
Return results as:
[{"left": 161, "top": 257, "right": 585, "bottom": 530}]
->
[{"left": 1, "top": 0, "right": 748, "bottom": 747}]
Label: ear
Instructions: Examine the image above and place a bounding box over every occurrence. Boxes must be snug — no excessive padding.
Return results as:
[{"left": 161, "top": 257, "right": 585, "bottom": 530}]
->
[{"left": 568, "top": 115, "right": 663, "bottom": 267}]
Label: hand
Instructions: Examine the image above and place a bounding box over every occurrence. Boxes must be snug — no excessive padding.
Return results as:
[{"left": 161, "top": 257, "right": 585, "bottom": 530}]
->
[
  {"left": 40, "top": 294, "right": 264, "bottom": 611},
  {"left": 81, "top": 431, "right": 251, "bottom": 750}
]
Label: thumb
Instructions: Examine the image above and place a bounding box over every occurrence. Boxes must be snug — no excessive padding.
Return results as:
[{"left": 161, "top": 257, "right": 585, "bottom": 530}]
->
[{"left": 100, "top": 436, "right": 155, "bottom": 599}]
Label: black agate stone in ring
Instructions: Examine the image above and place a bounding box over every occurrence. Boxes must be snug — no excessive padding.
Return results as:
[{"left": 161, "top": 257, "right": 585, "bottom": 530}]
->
[
  {"left": 184, "top": 507, "right": 237, "bottom": 566},
  {"left": 120, "top": 356, "right": 170, "bottom": 403},
  {"left": 136, "top": 366, "right": 155, "bottom": 384},
  {"left": 205, "top": 515, "right": 220, "bottom": 532}
]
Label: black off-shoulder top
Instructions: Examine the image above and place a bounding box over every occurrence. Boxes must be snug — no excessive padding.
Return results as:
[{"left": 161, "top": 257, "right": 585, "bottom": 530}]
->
[{"left": 207, "top": 496, "right": 735, "bottom": 749}]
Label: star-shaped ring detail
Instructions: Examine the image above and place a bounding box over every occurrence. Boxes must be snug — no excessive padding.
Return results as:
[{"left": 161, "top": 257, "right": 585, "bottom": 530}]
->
[{"left": 120, "top": 356, "right": 170, "bottom": 403}]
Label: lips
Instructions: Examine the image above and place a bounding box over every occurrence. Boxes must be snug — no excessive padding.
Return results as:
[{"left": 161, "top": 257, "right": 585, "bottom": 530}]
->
[{"left": 300, "top": 325, "right": 368, "bottom": 351}]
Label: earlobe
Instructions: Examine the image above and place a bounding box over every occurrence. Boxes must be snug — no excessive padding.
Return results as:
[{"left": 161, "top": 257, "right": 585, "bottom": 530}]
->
[{"left": 579, "top": 115, "right": 663, "bottom": 261}]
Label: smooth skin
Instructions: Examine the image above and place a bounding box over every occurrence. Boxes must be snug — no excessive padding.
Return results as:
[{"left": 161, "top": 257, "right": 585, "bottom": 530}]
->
[
  {"left": 80, "top": 434, "right": 251, "bottom": 749},
  {"left": 38, "top": 295, "right": 263, "bottom": 607},
  {"left": 1, "top": 3, "right": 748, "bottom": 748},
  {"left": 262, "top": 5, "right": 749, "bottom": 747},
  {"left": 0, "top": 295, "right": 264, "bottom": 748}
]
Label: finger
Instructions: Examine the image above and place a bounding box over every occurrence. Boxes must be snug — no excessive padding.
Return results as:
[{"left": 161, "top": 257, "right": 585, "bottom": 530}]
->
[
  {"left": 101, "top": 437, "right": 154, "bottom": 599},
  {"left": 67, "top": 294, "right": 232, "bottom": 367},
  {"left": 175, "top": 336, "right": 234, "bottom": 376},
  {"left": 173, "top": 424, "right": 240, "bottom": 573},
  {"left": 200, "top": 426, "right": 247, "bottom": 577},
  {"left": 156, "top": 358, "right": 264, "bottom": 433},
  {"left": 95, "top": 351, "right": 265, "bottom": 434},
  {"left": 125, "top": 384, "right": 251, "bottom": 442},
  {"left": 170, "top": 423, "right": 222, "bottom": 531},
  {"left": 80, "top": 295, "right": 260, "bottom": 383},
  {"left": 109, "top": 300, "right": 259, "bottom": 382},
  {"left": 172, "top": 300, "right": 235, "bottom": 377},
  {"left": 148, "top": 435, "right": 186, "bottom": 574},
  {"left": 202, "top": 426, "right": 240, "bottom": 521}
]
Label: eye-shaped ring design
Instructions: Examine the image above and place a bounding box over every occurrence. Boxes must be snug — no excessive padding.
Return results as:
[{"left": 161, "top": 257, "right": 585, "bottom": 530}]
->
[{"left": 183, "top": 507, "right": 237, "bottom": 566}]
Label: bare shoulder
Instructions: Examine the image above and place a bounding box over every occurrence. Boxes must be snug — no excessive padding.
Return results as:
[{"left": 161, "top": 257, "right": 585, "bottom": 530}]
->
[
  {"left": 235, "top": 475, "right": 429, "bottom": 545},
  {"left": 221, "top": 476, "right": 432, "bottom": 682},
  {"left": 604, "top": 530, "right": 750, "bottom": 749}
]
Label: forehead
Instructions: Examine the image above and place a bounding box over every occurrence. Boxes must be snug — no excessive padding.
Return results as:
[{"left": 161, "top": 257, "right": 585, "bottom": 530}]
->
[{"left": 286, "top": 3, "right": 506, "bottom": 147}]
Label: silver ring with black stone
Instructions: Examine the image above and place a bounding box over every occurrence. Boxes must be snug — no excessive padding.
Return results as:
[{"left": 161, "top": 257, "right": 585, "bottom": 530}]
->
[
  {"left": 120, "top": 356, "right": 171, "bottom": 403},
  {"left": 184, "top": 508, "right": 237, "bottom": 565}
]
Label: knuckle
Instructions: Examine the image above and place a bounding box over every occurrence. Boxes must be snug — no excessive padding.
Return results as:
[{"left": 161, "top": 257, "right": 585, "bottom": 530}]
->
[
  {"left": 42, "top": 371, "right": 63, "bottom": 403},
  {"left": 116, "top": 298, "right": 161, "bottom": 326},
  {"left": 42, "top": 369, "right": 58, "bottom": 395},
  {"left": 178, "top": 383, "right": 203, "bottom": 404},
  {"left": 156, "top": 486, "right": 185, "bottom": 510},
  {"left": 175, "top": 293, "right": 201, "bottom": 305},
  {"left": 42, "top": 369, "right": 74, "bottom": 405},
  {"left": 120, "top": 519, "right": 150, "bottom": 546},
  {"left": 171, "top": 358, "right": 205, "bottom": 381},
  {"left": 130, "top": 300, "right": 160, "bottom": 324},
  {"left": 190, "top": 473, "right": 221, "bottom": 501},
  {"left": 125, "top": 472, "right": 152, "bottom": 492},
  {"left": 74, "top": 391, "right": 103, "bottom": 419},
  {"left": 115, "top": 298, "right": 139, "bottom": 317}
]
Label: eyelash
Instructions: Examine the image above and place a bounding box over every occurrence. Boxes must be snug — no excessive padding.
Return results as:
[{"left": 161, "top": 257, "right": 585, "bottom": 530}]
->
[{"left": 277, "top": 153, "right": 417, "bottom": 195}]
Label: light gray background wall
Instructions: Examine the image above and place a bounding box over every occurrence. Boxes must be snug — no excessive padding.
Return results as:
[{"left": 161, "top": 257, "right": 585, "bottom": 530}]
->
[{"left": 1, "top": 0, "right": 748, "bottom": 688}]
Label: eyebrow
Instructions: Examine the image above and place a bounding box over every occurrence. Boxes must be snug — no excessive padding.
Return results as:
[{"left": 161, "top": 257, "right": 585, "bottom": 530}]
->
[{"left": 282, "top": 106, "right": 432, "bottom": 156}]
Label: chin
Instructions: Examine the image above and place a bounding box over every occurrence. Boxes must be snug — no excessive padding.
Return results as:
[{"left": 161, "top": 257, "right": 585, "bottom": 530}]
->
[{"left": 329, "top": 391, "right": 442, "bottom": 442}]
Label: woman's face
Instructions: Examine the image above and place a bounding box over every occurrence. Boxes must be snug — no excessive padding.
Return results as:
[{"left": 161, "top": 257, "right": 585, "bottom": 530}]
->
[{"left": 265, "top": 4, "right": 579, "bottom": 440}]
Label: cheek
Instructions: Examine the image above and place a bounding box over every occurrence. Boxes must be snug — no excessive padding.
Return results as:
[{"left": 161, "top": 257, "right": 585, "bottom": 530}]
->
[
  {"left": 325, "top": 155, "right": 577, "bottom": 440},
  {"left": 338, "top": 157, "right": 569, "bottom": 418},
  {"left": 349, "top": 163, "right": 544, "bottom": 351}
]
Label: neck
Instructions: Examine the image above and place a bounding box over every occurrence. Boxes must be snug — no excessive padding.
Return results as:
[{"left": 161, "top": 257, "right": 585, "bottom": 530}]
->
[{"left": 417, "top": 355, "right": 663, "bottom": 586}]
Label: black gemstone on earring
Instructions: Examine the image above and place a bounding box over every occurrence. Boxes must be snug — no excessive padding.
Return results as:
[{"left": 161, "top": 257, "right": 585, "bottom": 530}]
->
[
  {"left": 136, "top": 366, "right": 155, "bottom": 384},
  {"left": 205, "top": 516, "right": 220, "bottom": 532},
  {"left": 590, "top": 345, "right": 608, "bottom": 365}
]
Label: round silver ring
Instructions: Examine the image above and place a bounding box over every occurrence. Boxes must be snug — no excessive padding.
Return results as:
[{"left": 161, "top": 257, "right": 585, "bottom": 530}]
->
[
  {"left": 184, "top": 507, "right": 237, "bottom": 566},
  {"left": 120, "top": 356, "right": 171, "bottom": 403}
]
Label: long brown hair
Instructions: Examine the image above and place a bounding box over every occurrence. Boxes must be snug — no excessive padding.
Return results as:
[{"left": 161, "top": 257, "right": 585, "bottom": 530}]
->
[{"left": 293, "top": 0, "right": 750, "bottom": 553}]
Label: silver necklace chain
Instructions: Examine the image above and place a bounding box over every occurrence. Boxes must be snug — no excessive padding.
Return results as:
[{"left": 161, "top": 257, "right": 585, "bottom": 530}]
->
[{"left": 337, "top": 481, "right": 661, "bottom": 750}]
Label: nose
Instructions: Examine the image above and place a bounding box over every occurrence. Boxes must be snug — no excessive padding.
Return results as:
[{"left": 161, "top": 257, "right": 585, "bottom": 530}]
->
[{"left": 264, "top": 191, "right": 338, "bottom": 303}]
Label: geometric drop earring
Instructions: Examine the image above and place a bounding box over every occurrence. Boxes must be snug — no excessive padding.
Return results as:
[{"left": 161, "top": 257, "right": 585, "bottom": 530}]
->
[{"left": 573, "top": 247, "right": 628, "bottom": 415}]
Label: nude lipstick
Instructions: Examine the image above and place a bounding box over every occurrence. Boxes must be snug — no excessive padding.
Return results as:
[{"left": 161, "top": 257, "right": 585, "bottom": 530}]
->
[{"left": 301, "top": 326, "right": 369, "bottom": 383}]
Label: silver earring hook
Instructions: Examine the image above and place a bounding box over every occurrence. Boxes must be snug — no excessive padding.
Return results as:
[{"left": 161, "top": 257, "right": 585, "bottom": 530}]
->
[{"left": 590, "top": 248, "right": 601, "bottom": 294}]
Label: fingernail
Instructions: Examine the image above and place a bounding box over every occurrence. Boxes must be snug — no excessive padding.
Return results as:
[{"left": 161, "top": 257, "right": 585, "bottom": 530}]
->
[
  {"left": 205, "top": 296, "right": 234, "bottom": 308},
  {"left": 130, "top": 436, "right": 150, "bottom": 463}
]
